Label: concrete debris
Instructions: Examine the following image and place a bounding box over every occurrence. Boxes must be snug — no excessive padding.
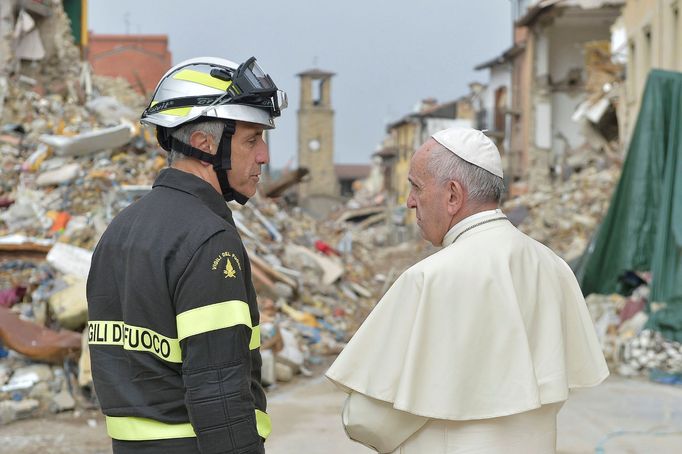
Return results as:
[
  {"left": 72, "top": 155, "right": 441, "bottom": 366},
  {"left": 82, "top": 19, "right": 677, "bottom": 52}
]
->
[
  {"left": 85, "top": 96, "right": 137, "bottom": 126},
  {"left": 275, "top": 363, "right": 294, "bottom": 383},
  {"left": 49, "top": 388, "right": 75, "bottom": 413},
  {"left": 283, "top": 244, "right": 344, "bottom": 286},
  {"left": 48, "top": 275, "right": 87, "bottom": 330},
  {"left": 0, "top": 399, "right": 39, "bottom": 425},
  {"left": 35, "top": 162, "right": 81, "bottom": 187},
  {"left": 260, "top": 350, "right": 276, "bottom": 386},
  {"left": 621, "top": 329, "right": 682, "bottom": 376},
  {"left": 45, "top": 243, "right": 92, "bottom": 280},
  {"left": 40, "top": 124, "right": 133, "bottom": 157},
  {"left": 8, "top": 364, "right": 53, "bottom": 387},
  {"left": 583, "top": 278, "right": 682, "bottom": 384},
  {"left": 13, "top": 10, "right": 45, "bottom": 61},
  {"left": 503, "top": 165, "right": 620, "bottom": 262}
]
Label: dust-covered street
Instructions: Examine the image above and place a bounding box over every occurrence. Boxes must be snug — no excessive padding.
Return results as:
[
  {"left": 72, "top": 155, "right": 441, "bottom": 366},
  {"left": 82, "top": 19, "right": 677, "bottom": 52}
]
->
[{"left": 2, "top": 375, "right": 682, "bottom": 453}]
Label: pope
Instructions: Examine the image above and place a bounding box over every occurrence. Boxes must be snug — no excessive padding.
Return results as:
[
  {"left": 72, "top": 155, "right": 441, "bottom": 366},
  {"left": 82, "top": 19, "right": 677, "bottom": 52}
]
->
[{"left": 326, "top": 127, "right": 609, "bottom": 453}]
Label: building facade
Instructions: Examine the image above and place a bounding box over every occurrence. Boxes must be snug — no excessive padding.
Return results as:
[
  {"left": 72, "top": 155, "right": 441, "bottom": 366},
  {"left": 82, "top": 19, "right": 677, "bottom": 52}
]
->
[
  {"left": 87, "top": 33, "right": 171, "bottom": 95},
  {"left": 475, "top": 46, "right": 517, "bottom": 185},
  {"left": 384, "top": 98, "right": 474, "bottom": 223},
  {"left": 509, "top": 0, "right": 624, "bottom": 193},
  {"left": 621, "top": 0, "right": 682, "bottom": 141}
]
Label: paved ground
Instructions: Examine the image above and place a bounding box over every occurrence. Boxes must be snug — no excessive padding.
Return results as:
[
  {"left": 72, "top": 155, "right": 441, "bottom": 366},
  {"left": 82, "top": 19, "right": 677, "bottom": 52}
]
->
[
  {"left": 266, "top": 377, "right": 371, "bottom": 454},
  {"left": 556, "top": 375, "right": 682, "bottom": 453},
  {"left": 266, "top": 375, "right": 682, "bottom": 454},
  {"left": 1, "top": 374, "right": 682, "bottom": 453}
]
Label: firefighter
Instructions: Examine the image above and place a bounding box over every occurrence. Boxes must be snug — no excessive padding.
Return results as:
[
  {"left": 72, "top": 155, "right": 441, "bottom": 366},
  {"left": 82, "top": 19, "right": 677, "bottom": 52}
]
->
[{"left": 87, "top": 56, "right": 287, "bottom": 454}]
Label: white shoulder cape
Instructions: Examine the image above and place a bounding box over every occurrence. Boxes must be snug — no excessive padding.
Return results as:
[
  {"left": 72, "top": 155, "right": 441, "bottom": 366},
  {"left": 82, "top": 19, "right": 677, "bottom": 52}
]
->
[{"left": 326, "top": 210, "right": 609, "bottom": 420}]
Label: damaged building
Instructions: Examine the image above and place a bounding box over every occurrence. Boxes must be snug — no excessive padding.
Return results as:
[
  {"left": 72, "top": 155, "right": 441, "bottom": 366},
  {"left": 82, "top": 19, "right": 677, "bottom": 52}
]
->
[
  {"left": 382, "top": 97, "right": 476, "bottom": 210},
  {"left": 506, "top": 0, "right": 624, "bottom": 194}
]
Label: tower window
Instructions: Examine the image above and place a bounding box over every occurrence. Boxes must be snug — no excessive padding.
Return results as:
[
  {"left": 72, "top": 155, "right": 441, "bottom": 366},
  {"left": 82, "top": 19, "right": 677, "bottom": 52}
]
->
[{"left": 313, "top": 79, "right": 323, "bottom": 106}]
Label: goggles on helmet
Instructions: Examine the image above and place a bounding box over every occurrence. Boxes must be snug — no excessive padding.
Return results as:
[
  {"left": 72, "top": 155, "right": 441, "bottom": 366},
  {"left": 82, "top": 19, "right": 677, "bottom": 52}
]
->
[{"left": 228, "top": 57, "right": 288, "bottom": 116}]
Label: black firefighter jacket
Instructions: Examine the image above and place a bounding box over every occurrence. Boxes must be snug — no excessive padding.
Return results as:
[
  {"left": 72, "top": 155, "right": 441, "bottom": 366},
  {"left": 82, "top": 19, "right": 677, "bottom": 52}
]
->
[{"left": 87, "top": 168, "right": 268, "bottom": 454}]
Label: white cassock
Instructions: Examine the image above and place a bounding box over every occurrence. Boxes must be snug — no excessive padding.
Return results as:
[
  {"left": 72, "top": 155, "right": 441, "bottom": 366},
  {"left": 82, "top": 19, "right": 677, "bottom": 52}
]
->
[{"left": 326, "top": 209, "right": 609, "bottom": 453}]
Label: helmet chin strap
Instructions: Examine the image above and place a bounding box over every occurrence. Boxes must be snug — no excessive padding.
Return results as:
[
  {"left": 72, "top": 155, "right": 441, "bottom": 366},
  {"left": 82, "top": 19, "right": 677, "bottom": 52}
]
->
[
  {"left": 159, "top": 120, "right": 250, "bottom": 205},
  {"left": 213, "top": 120, "right": 249, "bottom": 205}
]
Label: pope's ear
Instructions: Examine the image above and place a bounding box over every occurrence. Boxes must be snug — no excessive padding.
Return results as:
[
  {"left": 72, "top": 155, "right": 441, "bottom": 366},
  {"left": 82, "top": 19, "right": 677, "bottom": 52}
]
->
[{"left": 446, "top": 180, "right": 465, "bottom": 215}]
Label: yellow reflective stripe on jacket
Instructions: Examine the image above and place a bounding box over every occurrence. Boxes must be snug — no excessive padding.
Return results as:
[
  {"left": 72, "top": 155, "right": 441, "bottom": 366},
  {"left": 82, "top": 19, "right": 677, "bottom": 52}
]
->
[
  {"left": 106, "top": 416, "right": 195, "bottom": 441},
  {"left": 255, "top": 409, "right": 272, "bottom": 439},
  {"left": 88, "top": 321, "right": 182, "bottom": 363},
  {"left": 105, "top": 410, "right": 271, "bottom": 441},
  {"left": 250, "top": 324, "right": 261, "bottom": 350},
  {"left": 172, "top": 69, "right": 233, "bottom": 91},
  {"left": 176, "top": 300, "right": 259, "bottom": 349},
  {"left": 88, "top": 321, "right": 124, "bottom": 345}
]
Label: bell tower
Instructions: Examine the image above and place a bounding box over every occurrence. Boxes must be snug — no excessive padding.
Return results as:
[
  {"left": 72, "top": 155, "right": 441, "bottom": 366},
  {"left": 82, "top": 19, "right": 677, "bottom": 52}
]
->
[{"left": 297, "top": 68, "right": 337, "bottom": 199}]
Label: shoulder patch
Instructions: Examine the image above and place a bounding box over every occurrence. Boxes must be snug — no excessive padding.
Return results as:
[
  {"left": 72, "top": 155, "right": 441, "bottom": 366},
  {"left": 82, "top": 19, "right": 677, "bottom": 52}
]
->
[{"left": 211, "top": 251, "right": 242, "bottom": 279}]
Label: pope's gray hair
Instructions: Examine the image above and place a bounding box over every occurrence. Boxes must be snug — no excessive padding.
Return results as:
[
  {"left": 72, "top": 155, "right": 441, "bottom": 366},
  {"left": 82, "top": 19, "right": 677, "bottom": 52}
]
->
[
  {"left": 427, "top": 142, "right": 504, "bottom": 203},
  {"left": 167, "top": 120, "right": 225, "bottom": 165}
]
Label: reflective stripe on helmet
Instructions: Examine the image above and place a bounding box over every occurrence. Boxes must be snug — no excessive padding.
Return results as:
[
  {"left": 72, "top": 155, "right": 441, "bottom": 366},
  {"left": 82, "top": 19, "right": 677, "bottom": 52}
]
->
[
  {"left": 173, "top": 69, "right": 233, "bottom": 91},
  {"left": 148, "top": 100, "right": 192, "bottom": 117},
  {"left": 105, "top": 409, "right": 272, "bottom": 441},
  {"left": 158, "top": 107, "right": 192, "bottom": 117}
]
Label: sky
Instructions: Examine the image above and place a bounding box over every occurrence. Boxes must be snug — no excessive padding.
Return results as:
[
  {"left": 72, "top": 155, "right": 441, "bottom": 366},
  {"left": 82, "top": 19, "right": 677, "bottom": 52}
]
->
[{"left": 89, "top": 0, "right": 512, "bottom": 169}]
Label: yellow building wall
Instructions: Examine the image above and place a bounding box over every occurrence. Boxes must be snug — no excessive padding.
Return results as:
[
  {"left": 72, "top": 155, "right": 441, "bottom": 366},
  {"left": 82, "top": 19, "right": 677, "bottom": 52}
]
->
[
  {"left": 387, "top": 121, "right": 418, "bottom": 226},
  {"left": 393, "top": 122, "right": 416, "bottom": 205},
  {"left": 622, "top": 0, "right": 682, "bottom": 141}
]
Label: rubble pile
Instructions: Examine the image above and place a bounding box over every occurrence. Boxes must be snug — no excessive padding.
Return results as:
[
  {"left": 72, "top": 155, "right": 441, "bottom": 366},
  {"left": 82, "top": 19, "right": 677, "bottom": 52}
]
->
[
  {"left": 586, "top": 277, "right": 682, "bottom": 386},
  {"left": 0, "top": 182, "right": 393, "bottom": 423},
  {"left": 503, "top": 165, "right": 621, "bottom": 262},
  {"left": 504, "top": 42, "right": 625, "bottom": 262},
  {"left": 0, "top": 362, "right": 77, "bottom": 425},
  {"left": 0, "top": 101, "right": 394, "bottom": 422},
  {"left": 209, "top": 197, "right": 394, "bottom": 384}
]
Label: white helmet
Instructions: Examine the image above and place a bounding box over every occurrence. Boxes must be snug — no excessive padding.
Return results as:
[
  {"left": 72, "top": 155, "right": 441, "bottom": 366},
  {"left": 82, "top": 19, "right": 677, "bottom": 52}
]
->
[
  {"left": 141, "top": 56, "right": 287, "bottom": 130},
  {"left": 141, "top": 56, "right": 287, "bottom": 205}
]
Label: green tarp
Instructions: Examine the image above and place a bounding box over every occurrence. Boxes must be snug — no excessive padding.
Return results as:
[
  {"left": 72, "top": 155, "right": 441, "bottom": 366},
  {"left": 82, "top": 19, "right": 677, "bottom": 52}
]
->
[{"left": 576, "top": 69, "right": 682, "bottom": 338}]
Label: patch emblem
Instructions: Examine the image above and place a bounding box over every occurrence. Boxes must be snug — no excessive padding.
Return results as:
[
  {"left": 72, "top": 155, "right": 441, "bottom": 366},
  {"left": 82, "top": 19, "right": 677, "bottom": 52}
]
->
[{"left": 211, "top": 251, "right": 242, "bottom": 278}]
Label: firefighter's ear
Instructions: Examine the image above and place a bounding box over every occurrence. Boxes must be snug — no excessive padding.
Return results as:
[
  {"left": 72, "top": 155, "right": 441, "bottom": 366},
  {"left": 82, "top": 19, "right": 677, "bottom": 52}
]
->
[{"left": 189, "top": 130, "right": 213, "bottom": 154}]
